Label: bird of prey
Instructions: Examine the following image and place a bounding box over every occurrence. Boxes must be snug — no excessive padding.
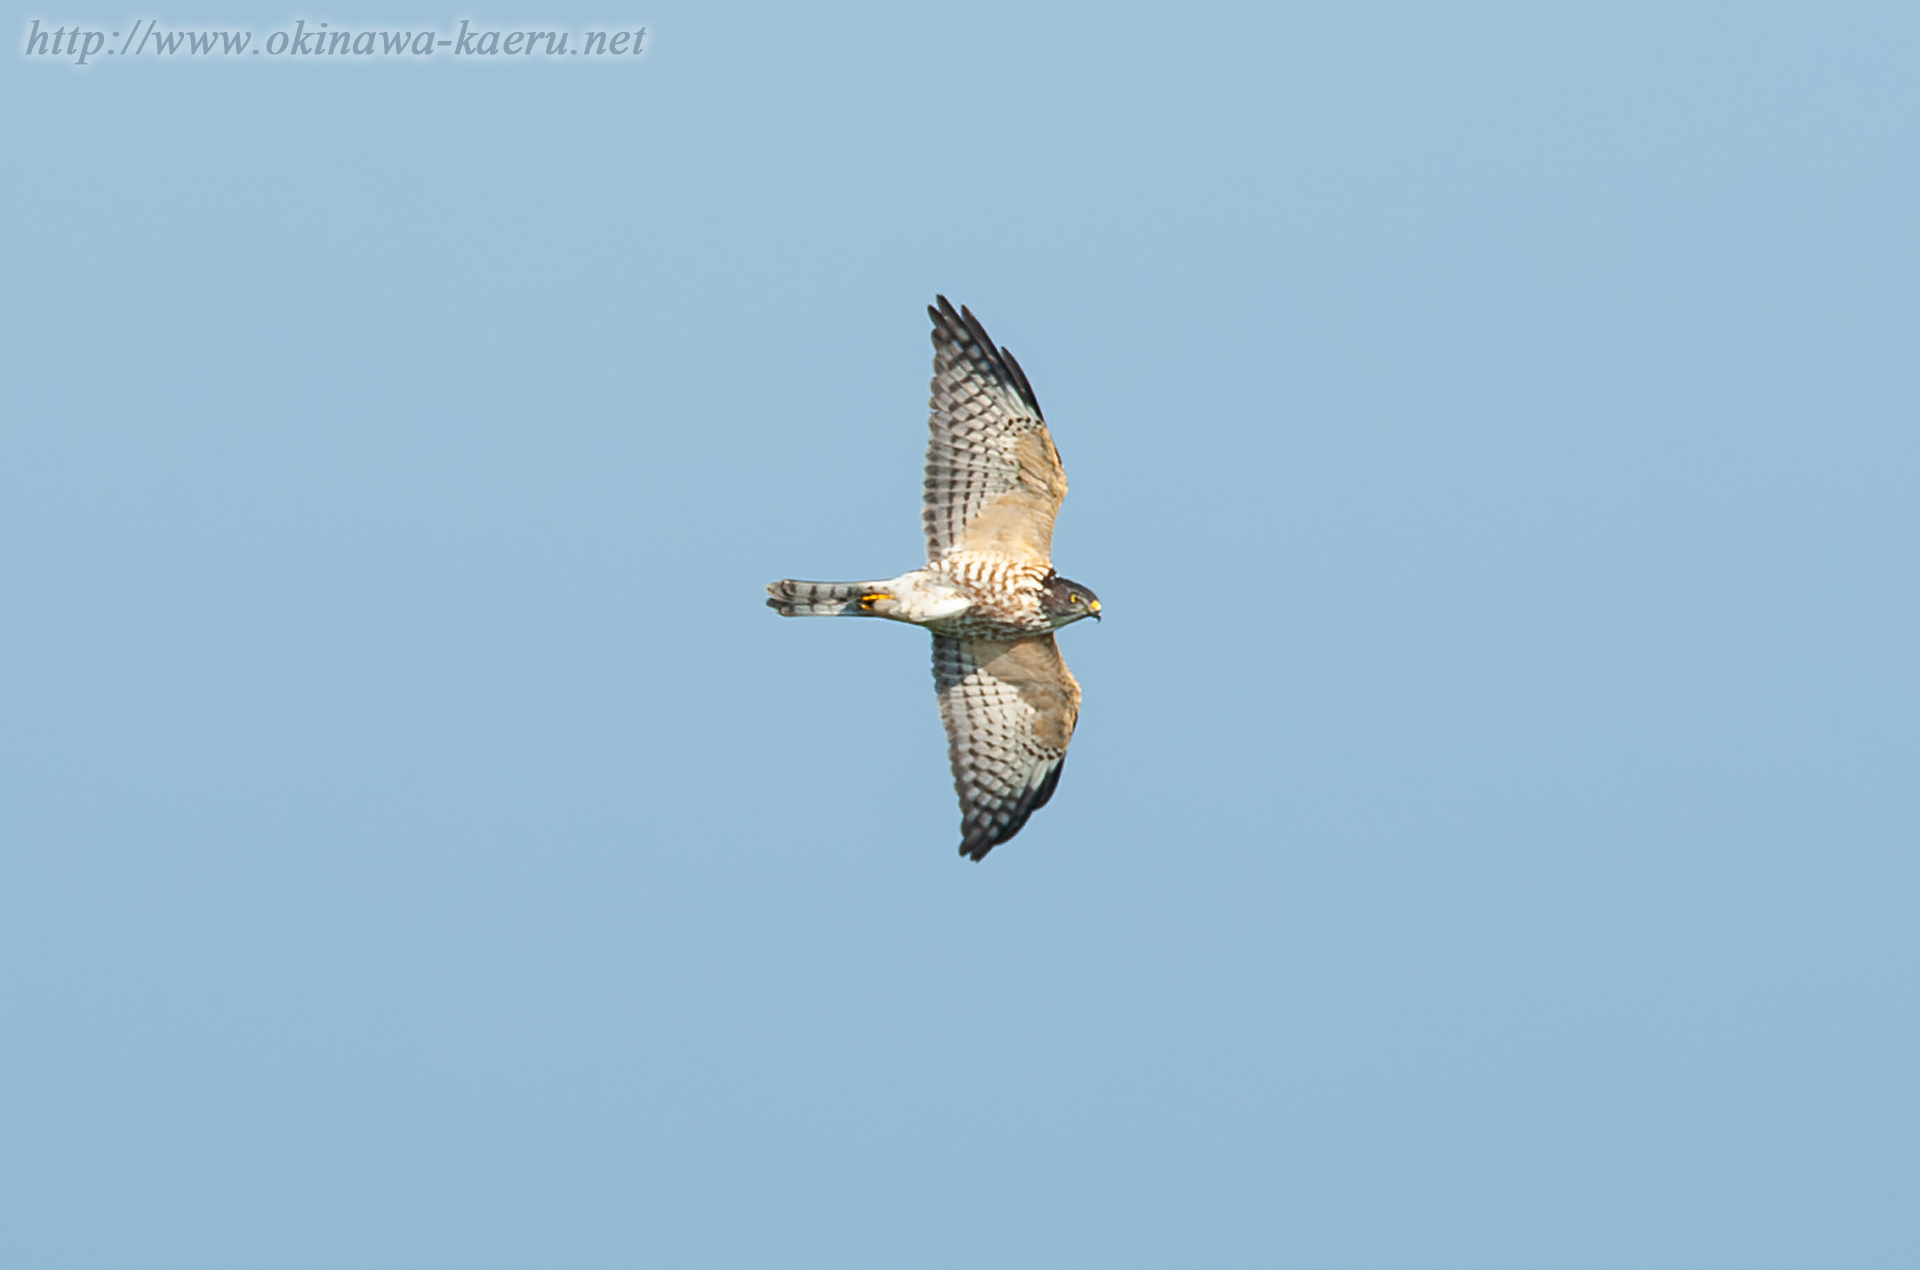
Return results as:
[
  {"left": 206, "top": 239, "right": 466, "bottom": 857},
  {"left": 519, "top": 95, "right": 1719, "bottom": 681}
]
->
[{"left": 767, "top": 298, "right": 1101, "bottom": 860}]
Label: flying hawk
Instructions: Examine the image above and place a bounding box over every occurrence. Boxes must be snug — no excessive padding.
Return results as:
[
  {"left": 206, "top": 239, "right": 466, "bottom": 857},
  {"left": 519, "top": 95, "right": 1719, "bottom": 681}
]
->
[{"left": 767, "top": 297, "right": 1101, "bottom": 860}]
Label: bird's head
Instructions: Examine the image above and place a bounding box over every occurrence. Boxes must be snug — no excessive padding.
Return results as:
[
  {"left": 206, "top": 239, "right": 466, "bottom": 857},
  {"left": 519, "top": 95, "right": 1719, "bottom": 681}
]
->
[{"left": 1041, "top": 573, "right": 1102, "bottom": 627}]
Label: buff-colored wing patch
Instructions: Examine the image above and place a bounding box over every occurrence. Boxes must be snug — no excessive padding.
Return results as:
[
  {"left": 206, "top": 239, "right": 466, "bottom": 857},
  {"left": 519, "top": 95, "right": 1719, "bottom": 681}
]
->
[
  {"left": 932, "top": 634, "right": 1082, "bottom": 860},
  {"left": 923, "top": 297, "right": 1068, "bottom": 566}
]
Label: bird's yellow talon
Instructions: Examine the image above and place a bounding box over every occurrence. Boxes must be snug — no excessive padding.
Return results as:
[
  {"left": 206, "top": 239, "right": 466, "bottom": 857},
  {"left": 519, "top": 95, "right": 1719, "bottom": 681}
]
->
[{"left": 859, "top": 593, "right": 889, "bottom": 611}]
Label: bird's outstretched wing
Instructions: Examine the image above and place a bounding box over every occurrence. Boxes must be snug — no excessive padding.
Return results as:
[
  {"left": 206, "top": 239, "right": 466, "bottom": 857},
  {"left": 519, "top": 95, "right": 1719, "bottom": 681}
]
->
[
  {"left": 932, "top": 634, "right": 1081, "bottom": 860},
  {"left": 923, "top": 297, "right": 1068, "bottom": 565}
]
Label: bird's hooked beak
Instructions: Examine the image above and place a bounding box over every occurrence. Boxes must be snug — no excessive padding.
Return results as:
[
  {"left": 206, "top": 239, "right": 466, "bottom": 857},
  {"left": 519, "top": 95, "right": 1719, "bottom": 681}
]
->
[{"left": 1090, "top": 600, "right": 1101, "bottom": 622}]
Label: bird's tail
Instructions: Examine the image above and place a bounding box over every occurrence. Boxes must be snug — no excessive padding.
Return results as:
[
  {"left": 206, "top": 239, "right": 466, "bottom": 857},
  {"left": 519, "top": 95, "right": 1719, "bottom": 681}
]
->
[{"left": 765, "top": 579, "right": 888, "bottom": 617}]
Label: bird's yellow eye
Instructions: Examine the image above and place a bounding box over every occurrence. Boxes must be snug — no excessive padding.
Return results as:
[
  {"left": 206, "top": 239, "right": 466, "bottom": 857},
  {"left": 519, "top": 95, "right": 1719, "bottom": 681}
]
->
[{"left": 1069, "top": 593, "right": 1080, "bottom": 604}]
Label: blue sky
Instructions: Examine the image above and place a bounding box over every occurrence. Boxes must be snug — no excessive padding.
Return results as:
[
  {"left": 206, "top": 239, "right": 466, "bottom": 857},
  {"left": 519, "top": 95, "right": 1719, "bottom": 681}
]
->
[{"left": 4, "top": 2, "right": 1916, "bottom": 1265}]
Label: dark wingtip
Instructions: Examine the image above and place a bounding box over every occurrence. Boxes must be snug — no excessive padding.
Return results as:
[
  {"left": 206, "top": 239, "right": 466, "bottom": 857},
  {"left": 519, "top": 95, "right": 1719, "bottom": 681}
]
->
[
  {"left": 998, "top": 344, "right": 1043, "bottom": 419},
  {"left": 929, "top": 296, "right": 1044, "bottom": 419},
  {"left": 953, "top": 756, "right": 1067, "bottom": 861},
  {"left": 1028, "top": 756, "right": 1066, "bottom": 813}
]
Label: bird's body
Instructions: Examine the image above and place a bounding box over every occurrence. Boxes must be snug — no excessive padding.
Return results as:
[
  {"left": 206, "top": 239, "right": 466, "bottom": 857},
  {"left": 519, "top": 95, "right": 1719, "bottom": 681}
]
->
[
  {"left": 767, "top": 298, "right": 1100, "bottom": 860},
  {"left": 769, "top": 555, "right": 1069, "bottom": 638}
]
